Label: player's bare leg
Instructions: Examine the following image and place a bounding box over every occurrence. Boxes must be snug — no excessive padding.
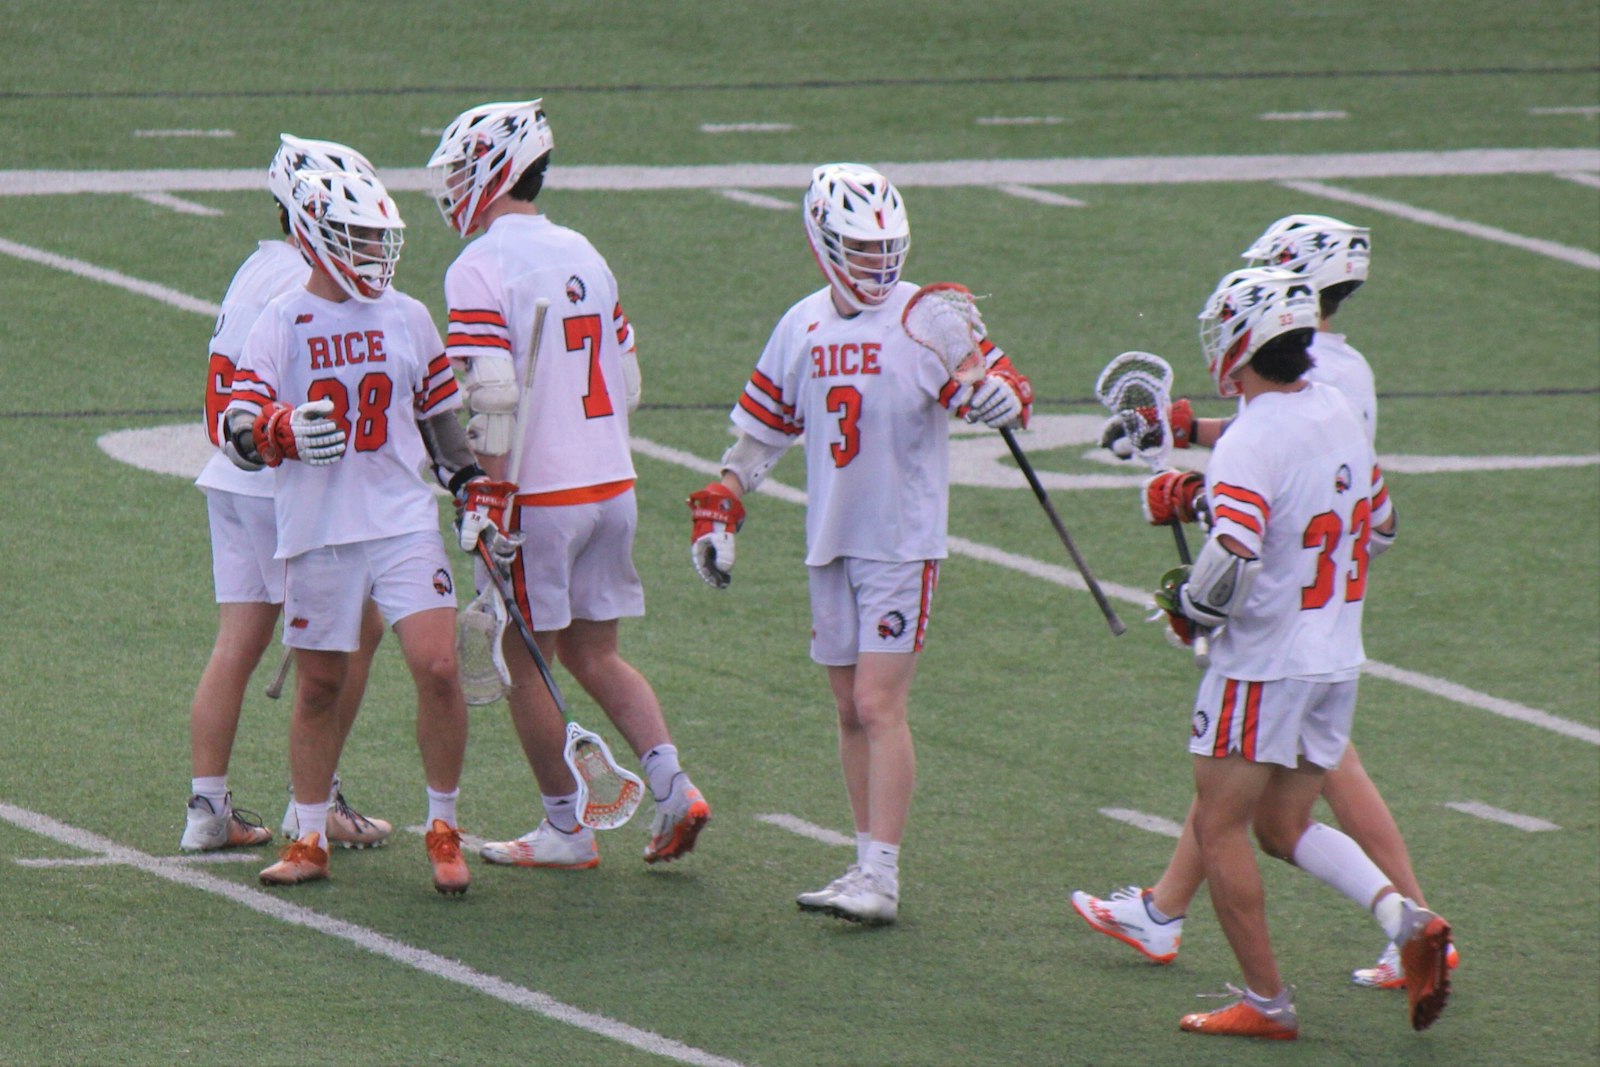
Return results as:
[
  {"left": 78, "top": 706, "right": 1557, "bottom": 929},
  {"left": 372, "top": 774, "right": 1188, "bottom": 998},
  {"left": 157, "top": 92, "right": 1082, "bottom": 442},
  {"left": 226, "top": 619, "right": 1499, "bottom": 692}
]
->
[
  {"left": 190, "top": 601, "right": 280, "bottom": 779},
  {"left": 1151, "top": 800, "right": 1206, "bottom": 918},
  {"left": 395, "top": 606, "right": 470, "bottom": 893},
  {"left": 1191, "top": 752, "right": 1281, "bottom": 996},
  {"left": 501, "top": 624, "right": 576, "bottom": 792},
  {"left": 259, "top": 646, "right": 347, "bottom": 886},
  {"left": 1321, "top": 744, "right": 1426, "bottom": 903}
]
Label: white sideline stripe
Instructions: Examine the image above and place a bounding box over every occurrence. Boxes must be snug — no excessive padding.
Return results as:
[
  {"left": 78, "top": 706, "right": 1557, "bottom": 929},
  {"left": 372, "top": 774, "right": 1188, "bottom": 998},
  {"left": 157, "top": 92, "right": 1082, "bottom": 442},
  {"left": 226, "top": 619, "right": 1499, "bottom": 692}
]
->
[
  {"left": 995, "top": 184, "right": 1086, "bottom": 207},
  {"left": 4, "top": 149, "right": 1599, "bottom": 196},
  {"left": 1529, "top": 106, "right": 1600, "bottom": 117},
  {"left": 0, "top": 802, "right": 749, "bottom": 1067},
  {"left": 0, "top": 237, "right": 221, "bottom": 316},
  {"left": 133, "top": 191, "right": 224, "bottom": 217},
  {"left": 1259, "top": 111, "right": 1348, "bottom": 121},
  {"left": 629, "top": 435, "right": 1595, "bottom": 746},
  {"left": 1379, "top": 452, "right": 1600, "bottom": 474},
  {"left": 1556, "top": 171, "right": 1600, "bottom": 189},
  {"left": 976, "top": 116, "right": 1065, "bottom": 126},
  {"left": 755, "top": 814, "right": 854, "bottom": 847},
  {"left": 132, "top": 128, "right": 235, "bottom": 138},
  {"left": 1279, "top": 179, "right": 1600, "bottom": 270},
  {"left": 18, "top": 852, "right": 259, "bottom": 867},
  {"left": 699, "top": 122, "right": 795, "bottom": 134},
  {"left": 1361, "top": 662, "right": 1600, "bottom": 745},
  {"left": 718, "top": 188, "right": 794, "bottom": 211},
  {"left": 1444, "top": 801, "right": 1560, "bottom": 832},
  {"left": 1098, "top": 808, "right": 1184, "bottom": 839}
]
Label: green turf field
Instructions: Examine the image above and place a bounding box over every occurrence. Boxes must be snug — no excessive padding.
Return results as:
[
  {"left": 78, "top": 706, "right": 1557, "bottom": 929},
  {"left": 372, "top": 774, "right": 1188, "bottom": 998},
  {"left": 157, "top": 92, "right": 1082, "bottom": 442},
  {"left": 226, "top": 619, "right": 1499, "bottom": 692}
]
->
[{"left": 1, "top": 3, "right": 1597, "bottom": 1064}]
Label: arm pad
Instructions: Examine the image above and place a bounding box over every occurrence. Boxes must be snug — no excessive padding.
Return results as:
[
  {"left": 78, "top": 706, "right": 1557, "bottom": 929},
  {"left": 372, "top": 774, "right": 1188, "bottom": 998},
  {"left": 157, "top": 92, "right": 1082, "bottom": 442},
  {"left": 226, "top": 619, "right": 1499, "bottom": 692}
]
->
[
  {"left": 419, "top": 409, "right": 483, "bottom": 491},
  {"left": 621, "top": 349, "right": 642, "bottom": 413},
  {"left": 462, "top": 354, "right": 519, "bottom": 457},
  {"left": 1179, "top": 536, "right": 1260, "bottom": 627},
  {"left": 223, "top": 407, "right": 265, "bottom": 470},
  {"left": 720, "top": 432, "right": 791, "bottom": 495},
  {"left": 1369, "top": 504, "right": 1397, "bottom": 559}
]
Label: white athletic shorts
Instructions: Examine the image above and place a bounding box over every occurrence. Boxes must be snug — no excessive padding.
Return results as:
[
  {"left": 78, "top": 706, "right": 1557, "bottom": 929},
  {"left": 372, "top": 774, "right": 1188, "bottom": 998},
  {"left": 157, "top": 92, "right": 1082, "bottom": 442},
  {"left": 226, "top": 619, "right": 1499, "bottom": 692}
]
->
[
  {"left": 283, "top": 531, "right": 455, "bottom": 652},
  {"left": 204, "top": 487, "right": 283, "bottom": 604},
  {"left": 807, "top": 557, "right": 940, "bottom": 666},
  {"left": 504, "top": 490, "right": 645, "bottom": 631},
  {"left": 1188, "top": 672, "right": 1358, "bottom": 770}
]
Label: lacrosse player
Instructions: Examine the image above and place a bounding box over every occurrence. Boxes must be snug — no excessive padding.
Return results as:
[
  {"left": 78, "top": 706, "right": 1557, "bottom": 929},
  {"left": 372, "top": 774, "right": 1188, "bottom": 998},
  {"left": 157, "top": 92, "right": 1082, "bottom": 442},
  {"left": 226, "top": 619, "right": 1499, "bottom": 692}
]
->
[
  {"left": 1076, "top": 215, "right": 1456, "bottom": 991},
  {"left": 183, "top": 135, "right": 394, "bottom": 856},
  {"left": 1117, "top": 269, "right": 1451, "bottom": 1039},
  {"left": 223, "top": 165, "right": 497, "bottom": 895},
  {"left": 427, "top": 99, "right": 711, "bottom": 870},
  {"left": 687, "top": 163, "right": 1033, "bottom": 924}
]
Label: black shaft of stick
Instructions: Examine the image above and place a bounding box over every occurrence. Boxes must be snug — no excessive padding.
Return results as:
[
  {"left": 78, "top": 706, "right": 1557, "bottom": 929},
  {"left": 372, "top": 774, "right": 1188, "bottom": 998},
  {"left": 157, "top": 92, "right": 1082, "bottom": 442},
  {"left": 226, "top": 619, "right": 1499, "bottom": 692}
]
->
[
  {"left": 476, "top": 542, "right": 567, "bottom": 714},
  {"left": 999, "top": 426, "right": 1127, "bottom": 636},
  {"left": 1169, "top": 520, "right": 1193, "bottom": 565}
]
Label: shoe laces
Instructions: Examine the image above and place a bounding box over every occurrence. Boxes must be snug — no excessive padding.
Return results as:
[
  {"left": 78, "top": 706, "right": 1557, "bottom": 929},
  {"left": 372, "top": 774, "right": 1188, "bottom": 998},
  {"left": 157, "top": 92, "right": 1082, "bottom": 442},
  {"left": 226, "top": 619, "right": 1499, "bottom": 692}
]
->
[
  {"left": 230, "top": 805, "right": 268, "bottom": 831},
  {"left": 427, "top": 823, "right": 464, "bottom": 861},
  {"left": 1196, "top": 983, "right": 1296, "bottom": 1016},
  {"left": 330, "top": 792, "right": 376, "bottom": 831},
  {"left": 279, "top": 835, "right": 325, "bottom": 863}
]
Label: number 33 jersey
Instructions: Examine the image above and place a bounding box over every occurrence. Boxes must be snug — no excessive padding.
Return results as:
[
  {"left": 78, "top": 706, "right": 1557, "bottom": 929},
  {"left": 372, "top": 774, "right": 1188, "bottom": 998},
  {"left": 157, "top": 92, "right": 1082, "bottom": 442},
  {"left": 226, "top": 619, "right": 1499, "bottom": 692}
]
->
[
  {"left": 1204, "top": 381, "right": 1392, "bottom": 681},
  {"left": 732, "top": 282, "right": 973, "bottom": 567},
  {"left": 228, "top": 286, "right": 460, "bottom": 560}
]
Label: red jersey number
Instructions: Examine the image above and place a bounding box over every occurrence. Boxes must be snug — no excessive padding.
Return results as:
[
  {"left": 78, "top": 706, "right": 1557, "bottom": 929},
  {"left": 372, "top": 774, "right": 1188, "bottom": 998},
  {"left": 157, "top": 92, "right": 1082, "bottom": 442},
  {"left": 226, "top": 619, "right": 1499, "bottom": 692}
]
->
[
  {"left": 826, "top": 385, "right": 862, "bottom": 467},
  {"left": 1300, "top": 504, "right": 1373, "bottom": 610},
  {"left": 562, "top": 314, "right": 614, "bottom": 419},
  {"left": 305, "top": 372, "right": 393, "bottom": 453}
]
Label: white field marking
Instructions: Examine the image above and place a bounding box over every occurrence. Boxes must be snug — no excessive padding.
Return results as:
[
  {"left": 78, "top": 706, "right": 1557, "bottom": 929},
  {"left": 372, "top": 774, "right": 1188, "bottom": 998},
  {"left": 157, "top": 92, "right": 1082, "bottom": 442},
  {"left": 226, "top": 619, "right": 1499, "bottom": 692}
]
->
[
  {"left": 0, "top": 237, "right": 220, "bottom": 316},
  {"left": 1378, "top": 453, "right": 1600, "bottom": 474},
  {"left": 995, "top": 184, "right": 1086, "bottom": 207},
  {"left": 17, "top": 852, "right": 258, "bottom": 867},
  {"left": 699, "top": 122, "right": 795, "bottom": 134},
  {"left": 754, "top": 814, "right": 854, "bottom": 848},
  {"left": 976, "top": 116, "right": 1066, "bottom": 126},
  {"left": 718, "top": 188, "right": 794, "bottom": 211},
  {"left": 1529, "top": 106, "right": 1600, "bottom": 117},
  {"left": 1098, "top": 808, "right": 1184, "bottom": 838},
  {"left": 0, "top": 801, "right": 750, "bottom": 1067},
  {"left": 1445, "top": 801, "right": 1560, "bottom": 832},
  {"left": 1557, "top": 171, "right": 1600, "bottom": 189},
  {"left": 132, "top": 128, "right": 235, "bottom": 138},
  {"left": 1259, "top": 111, "right": 1349, "bottom": 121},
  {"left": 1361, "top": 662, "right": 1600, "bottom": 745},
  {"left": 1279, "top": 178, "right": 1600, "bottom": 271},
  {"left": 404, "top": 824, "right": 490, "bottom": 851},
  {"left": 133, "top": 191, "right": 224, "bottom": 217},
  {"left": 5, "top": 148, "right": 1600, "bottom": 196}
]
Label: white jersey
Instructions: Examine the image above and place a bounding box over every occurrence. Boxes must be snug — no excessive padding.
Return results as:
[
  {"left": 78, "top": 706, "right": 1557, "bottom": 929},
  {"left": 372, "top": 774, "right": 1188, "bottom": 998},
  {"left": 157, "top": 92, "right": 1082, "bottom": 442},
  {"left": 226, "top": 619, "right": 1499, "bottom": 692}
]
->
[
  {"left": 195, "top": 240, "right": 308, "bottom": 497},
  {"left": 1204, "top": 381, "right": 1392, "bottom": 681},
  {"left": 732, "top": 282, "right": 986, "bottom": 567},
  {"left": 1308, "top": 331, "right": 1377, "bottom": 445},
  {"left": 443, "top": 213, "right": 636, "bottom": 500},
  {"left": 225, "top": 286, "right": 460, "bottom": 559}
]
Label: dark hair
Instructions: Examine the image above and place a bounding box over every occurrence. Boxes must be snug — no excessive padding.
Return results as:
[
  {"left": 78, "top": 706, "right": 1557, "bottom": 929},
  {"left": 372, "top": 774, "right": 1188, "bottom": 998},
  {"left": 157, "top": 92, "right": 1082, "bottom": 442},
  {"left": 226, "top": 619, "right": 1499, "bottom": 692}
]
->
[
  {"left": 276, "top": 201, "right": 291, "bottom": 236},
  {"left": 1251, "top": 328, "right": 1315, "bottom": 384},
  {"left": 508, "top": 153, "right": 552, "bottom": 203},
  {"left": 1320, "top": 280, "right": 1362, "bottom": 319}
]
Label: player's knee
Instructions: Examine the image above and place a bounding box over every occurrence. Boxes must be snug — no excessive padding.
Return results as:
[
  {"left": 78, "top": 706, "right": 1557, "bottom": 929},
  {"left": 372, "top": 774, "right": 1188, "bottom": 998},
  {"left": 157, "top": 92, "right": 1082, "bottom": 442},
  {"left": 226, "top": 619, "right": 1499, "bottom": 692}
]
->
[{"left": 1252, "top": 817, "right": 1301, "bottom": 861}]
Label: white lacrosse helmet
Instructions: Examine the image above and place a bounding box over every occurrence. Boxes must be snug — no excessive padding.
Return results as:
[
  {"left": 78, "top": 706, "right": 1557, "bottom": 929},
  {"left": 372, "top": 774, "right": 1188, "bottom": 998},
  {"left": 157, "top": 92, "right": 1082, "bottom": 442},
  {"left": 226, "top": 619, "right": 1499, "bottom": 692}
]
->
[
  {"left": 287, "top": 168, "right": 406, "bottom": 302},
  {"left": 1242, "top": 213, "right": 1371, "bottom": 294},
  {"left": 803, "top": 163, "right": 910, "bottom": 312},
  {"left": 1197, "top": 267, "right": 1319, "bottom": 397},
  {"left": 267, "top": 134, "right": 377, "bottom": 212},
  {"left": 427, "top": 99, "right": 554, "bottom": 237}
]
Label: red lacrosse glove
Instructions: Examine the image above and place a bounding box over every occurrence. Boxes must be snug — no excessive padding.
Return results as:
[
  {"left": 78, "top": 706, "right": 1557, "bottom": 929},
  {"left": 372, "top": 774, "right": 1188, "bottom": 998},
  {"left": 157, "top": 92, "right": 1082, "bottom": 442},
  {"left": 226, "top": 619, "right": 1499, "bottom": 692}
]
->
[
  {"left": 253, "top": 398, "right": 346, "bottom": 467},
  {"left": 1169, "top": 398, "right": 1196, "bottom": 449},
  {"left": 1141, "top": 470, "right": 1206, "bottom": 526},
  {"left": 688, "top": 481, "right": 746, "bottom": 589}
]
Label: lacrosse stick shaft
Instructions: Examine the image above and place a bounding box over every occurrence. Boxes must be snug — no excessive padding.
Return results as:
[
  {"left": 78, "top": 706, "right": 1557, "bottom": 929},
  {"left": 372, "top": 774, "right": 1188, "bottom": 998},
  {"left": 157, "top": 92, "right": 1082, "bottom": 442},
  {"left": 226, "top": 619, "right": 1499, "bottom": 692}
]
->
[
  {"left": 476, "top": 542, "right": 567, "bottom": 714},
  {"left": 506, "top": 298, "right": 551, "bottom": 487},
  {"left": 1165, "top": 520, "right": 1212, "bottom": 663},
  {"left": 999, "top": 427, "right": 1126, "bottom": 636},
  {"left": 264, "top": 648, "right": 292, "bottom": 699}
]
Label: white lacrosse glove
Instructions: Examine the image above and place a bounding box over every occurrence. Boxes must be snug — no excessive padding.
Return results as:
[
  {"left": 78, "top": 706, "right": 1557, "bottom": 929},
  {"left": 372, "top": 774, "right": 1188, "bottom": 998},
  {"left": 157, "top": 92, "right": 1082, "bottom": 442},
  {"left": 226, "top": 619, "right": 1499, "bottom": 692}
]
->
[
  {"left": 254, "top": 397, "right": 346, "bottom": 466},
  {"left": 965, "top": 371, "right": 1030, "bottom": 429},
  {"left": 687, "top": 482, "right": 745, "bottom": 589},
  {"left": 455, "top": 477, "right": 523, "bottom": 576}
]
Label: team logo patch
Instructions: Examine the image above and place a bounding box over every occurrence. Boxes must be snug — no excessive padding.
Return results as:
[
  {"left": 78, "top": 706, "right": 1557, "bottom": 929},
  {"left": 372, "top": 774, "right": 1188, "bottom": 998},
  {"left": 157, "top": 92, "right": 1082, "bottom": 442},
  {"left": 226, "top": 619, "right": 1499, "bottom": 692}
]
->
[
  {"left": 295, "top": 313, "right": 314, "bottom": 325},
  {"left": 289, "top": 616, "right": 310, "bottom": 630},
  {"left": 876, "top": 611, "right": 907, "bottom": 640},
  {"left": 433, "top": 568, "right": 454, "bottom": 596},
  {"left": 1334, "top": 464, "right": 1353, "bottom": 493},
  {"left": 1191, "top": 708, "right": 1210, "bottom": 739},
  {"left": 565, "top": 275, "right": 587, "bottom": 303}
]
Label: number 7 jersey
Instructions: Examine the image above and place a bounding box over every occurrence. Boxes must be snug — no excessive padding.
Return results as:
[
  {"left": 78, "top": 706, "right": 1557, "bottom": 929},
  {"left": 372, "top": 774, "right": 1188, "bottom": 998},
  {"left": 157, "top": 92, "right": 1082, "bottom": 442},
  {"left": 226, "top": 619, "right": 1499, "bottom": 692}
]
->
[{"left": 1204, "top": 380, "right": 1393, "bottom": 681}]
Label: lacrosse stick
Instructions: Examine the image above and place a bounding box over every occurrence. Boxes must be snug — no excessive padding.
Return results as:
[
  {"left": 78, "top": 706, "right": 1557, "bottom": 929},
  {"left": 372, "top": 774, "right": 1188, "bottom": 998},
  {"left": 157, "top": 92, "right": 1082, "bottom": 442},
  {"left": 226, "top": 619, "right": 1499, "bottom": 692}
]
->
[
  {"left": 1094, "top": 351, "right": 1210, "bottom": 663},
  {"left": 264, "top": 648, "right": 292, "bottom": 699},
  {"left": 456, "top": 583, "right": 511, "bottom": 706},
  {"left": 903, "top": 283, "right": 1126, "bottom": 636}
]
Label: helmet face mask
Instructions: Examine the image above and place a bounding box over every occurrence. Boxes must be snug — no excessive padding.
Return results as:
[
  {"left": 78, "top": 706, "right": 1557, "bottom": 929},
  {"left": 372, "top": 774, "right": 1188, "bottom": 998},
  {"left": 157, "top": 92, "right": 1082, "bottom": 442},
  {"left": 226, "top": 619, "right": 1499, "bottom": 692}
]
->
[
  {"left": 289, "top": 169, "right": 406, "bottom": 302},
  {"left": 1242, "top": 213, "right": 1371, "bottom": 297},
  {"left": 1197, "top": 267, "right": 1320, "bottom": 397},
  {"left": 803, "top": 163, "right": 910, "bottom": 311},
  {"left": 427, "top": 99, "right": 554, "bottom": 237}
]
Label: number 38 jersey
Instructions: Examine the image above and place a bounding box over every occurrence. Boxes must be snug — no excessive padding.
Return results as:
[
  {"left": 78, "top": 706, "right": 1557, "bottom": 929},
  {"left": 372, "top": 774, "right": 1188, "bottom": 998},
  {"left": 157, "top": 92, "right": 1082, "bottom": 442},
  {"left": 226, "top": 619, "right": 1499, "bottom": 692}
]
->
[
  {"left": 227, "top": 286, "right": 460, "bottom": 560},
  {"left": 732, "top": 282, "right": 979, "bottom": 567},
  {"left": 1204, "top": 381, "right": 1392, "bottom": 681}
]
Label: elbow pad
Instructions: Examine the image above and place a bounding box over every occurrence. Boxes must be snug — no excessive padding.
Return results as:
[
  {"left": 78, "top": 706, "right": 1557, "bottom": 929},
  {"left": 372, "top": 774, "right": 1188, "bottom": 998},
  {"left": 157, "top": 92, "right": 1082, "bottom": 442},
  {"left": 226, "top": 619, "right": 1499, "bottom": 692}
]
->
[
  {"left": 1179, "top": 537, "right": 1260, "bottom": 627},
  {"left": 462, "top": 355, "right": 519, "bottom": 456},
  {"left": 1369, "top": 505, "right": 1397, "bottom": 559},
  {"left": 720, "top": 433, "right": 790, "bottom": 495},
  {"left": 621, "top": 350, "right": 642, "bottom": 413},
  {"left": 222, "top": 407, "right": 265, "bottom": 471}
]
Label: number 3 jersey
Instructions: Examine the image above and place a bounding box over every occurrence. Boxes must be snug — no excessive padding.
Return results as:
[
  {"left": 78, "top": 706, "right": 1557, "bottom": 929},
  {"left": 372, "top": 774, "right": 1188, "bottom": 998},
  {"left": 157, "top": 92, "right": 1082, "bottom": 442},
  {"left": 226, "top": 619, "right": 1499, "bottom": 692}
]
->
[
  {"left": 732, "top": 282, "right": 981, "bottom": 567},
  {"left": 1204, "top": 380, "right": 1392, "bottom": 681},
  {"left": 227, "top": 286, "right": 460, "bottom": 560}
]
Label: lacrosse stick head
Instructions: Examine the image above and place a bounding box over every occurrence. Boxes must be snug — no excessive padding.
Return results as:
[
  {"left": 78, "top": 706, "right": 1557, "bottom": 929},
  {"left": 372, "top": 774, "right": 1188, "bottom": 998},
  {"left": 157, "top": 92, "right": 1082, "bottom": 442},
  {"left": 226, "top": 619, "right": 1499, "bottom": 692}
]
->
[
  {"left": 564, "top": 722, "right": 644, "bottom": 831},
  {"left": 456, "top": 586, "right": 510, "bottom": 707},
  {"left": 1095, "top": 351, "right": 1178, "bottom": 471},
  {"left": 901, "top": 282, "right": 989, "bottom": 385}
]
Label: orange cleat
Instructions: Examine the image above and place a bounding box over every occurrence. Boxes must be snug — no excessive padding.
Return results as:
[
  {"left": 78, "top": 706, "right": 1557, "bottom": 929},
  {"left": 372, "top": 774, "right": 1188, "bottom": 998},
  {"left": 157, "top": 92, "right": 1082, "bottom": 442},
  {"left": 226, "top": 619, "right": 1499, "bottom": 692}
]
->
[
  {"left": 643, "top": 779, "right": 710, "bottom": 864},
  {"left": 1397, "top": 904, "right": 1453, "bottom": 1031},
  {"left": 258, "top": 832, "right": 330, "bottom": 886},
  {"left": 1180, "top": 987, "right": 1298, "bottom": 1041},
  {"left": 426, "top": 819, "right": 470, "bottom": 896}
]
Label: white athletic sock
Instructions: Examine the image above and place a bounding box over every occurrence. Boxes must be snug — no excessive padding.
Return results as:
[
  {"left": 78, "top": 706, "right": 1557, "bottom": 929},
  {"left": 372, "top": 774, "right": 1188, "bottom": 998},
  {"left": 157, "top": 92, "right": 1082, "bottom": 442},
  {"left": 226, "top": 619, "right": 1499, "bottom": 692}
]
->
[
  {"left": 641, "top": 745, "right": 682, "bottom": 801},
  {"left": 542, "top": 792, "right": 581, "bottom": 833},
  {"left": 856, "top": 832, "right": 872, "bottom": 867},
  {"left": 191, "top": 776, "right": 229, "bottom": 813},
  {"left": 1245, "top": 986, "right": 1293, "bottom": 1013},
  {"left": 294, "top": 802, "right": 328, "bottom": 844},
  {"left": 1373, "top": 891, "right": 1406, "bottom": 942},
  {"left": 426, "top": 786, "right": 459, "bottom": 828},
  {"left": 862, "top": 840, "right": 900, "bottom": 888},
  {"left": 1144, "top": 893, "right": 1180, "bottom": 925},
  {"left": 1290, "top": 821, "right": 1392, "bottom": 912}
]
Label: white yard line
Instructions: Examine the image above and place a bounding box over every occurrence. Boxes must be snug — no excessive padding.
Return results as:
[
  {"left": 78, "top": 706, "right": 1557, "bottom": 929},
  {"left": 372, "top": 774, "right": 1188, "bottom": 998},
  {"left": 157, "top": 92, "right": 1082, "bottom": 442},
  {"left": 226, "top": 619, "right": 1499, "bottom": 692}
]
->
[
  {"left": 699, "top": 122, "right": 794, "bottom": 134},
  {"left": 132, "top": 128, "right": 235, "bottom": 138},
  {"left": 1529, "top": 106, "right": 1600, "bottom": 118},
  {"left": 1279, "top": 179, "right": 1600, "bottom": 270},
  {"left": 1556, "top": 171, "right": 1600, "bottom": 189},
  {"left": 976, "top": 116, "right": 1066, "bottom": 126},
  {"left": 1098, "top": 808, "right": 1184, "bottom": 838},
  {"left": 133, "top": 191, "right": 224, "bottom": 217},
  {"left": 995, "top": 184, "right": 1086, "bottom": 207},
  {"left": 1259, "top": 111, "right": 1348, "bottom": 122},
  {"left": 718, "top": 188, "right": 794, "bottom": 210},
  {"left": 1443, "top": 801, "right": 1560, "bottom": 832},
  {"left": 755, "top": 814, "right": 854, "bottom": 847},
  {"left": 0, "top": 237, "right": 220, "bottom": 316},
  {"left": 1360, "top": 662, "right": 1600, "bottom": 745},
  {"left": 0, "top": 802, "right": 749, "bottom": 1067}
]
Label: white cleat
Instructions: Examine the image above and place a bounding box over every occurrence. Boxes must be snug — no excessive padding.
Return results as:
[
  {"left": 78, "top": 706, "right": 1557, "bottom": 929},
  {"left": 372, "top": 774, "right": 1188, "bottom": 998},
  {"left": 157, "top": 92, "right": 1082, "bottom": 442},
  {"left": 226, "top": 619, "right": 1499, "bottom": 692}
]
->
[
  {"left": 1069, "top": 886, "right": 1183, "bottom": 964},
  {"left": 479, "top": 820, "right": 599, "bottom": 869},
  {"left": 797, "top": 865, "right": 863, "bottom": 912},
  {"left": 823, "top": 869, "right": 899, "bottom": 926}
]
